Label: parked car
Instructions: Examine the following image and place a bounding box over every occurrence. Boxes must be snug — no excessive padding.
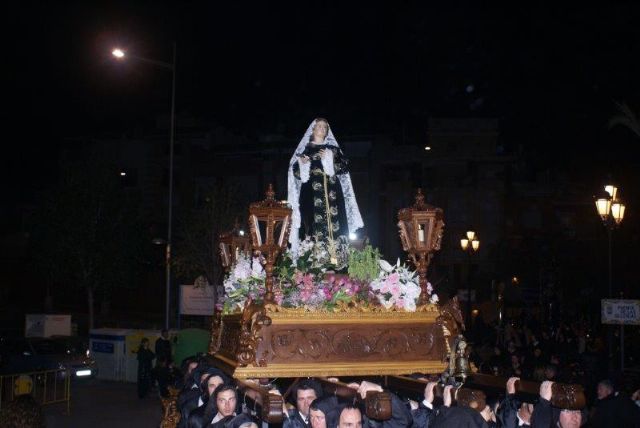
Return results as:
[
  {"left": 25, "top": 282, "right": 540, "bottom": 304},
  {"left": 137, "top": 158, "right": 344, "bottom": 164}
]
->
[{"left": 0, "top": 336, "right": 97, "bottom": 379}]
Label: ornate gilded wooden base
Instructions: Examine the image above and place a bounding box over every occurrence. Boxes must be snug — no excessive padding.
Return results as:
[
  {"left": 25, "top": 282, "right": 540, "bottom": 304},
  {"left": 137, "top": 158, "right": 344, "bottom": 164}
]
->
[{"left": 210, "top": 304, "right": 450, "bottom": 378}]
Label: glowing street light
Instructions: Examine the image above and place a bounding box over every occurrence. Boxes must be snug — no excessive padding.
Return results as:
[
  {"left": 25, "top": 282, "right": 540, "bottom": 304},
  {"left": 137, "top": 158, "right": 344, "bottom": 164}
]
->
[
  {"left": 112, "top": 48, "right": 125, "bottom": 58},
  {"left": 460, "top": 230, "right": 480, "bottom": 326}
]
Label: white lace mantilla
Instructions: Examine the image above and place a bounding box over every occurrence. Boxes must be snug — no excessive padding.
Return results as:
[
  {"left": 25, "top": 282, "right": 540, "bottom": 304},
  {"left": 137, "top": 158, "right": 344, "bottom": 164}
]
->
[{"left": 287, "top": 119, "right": 364, "bottom": 256}]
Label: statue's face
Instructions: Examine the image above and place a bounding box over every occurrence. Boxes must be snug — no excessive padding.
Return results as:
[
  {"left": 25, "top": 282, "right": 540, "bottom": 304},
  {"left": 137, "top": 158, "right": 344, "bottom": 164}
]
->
[{"left": 313, "top": 120, "right": 328, "bottom": 141}]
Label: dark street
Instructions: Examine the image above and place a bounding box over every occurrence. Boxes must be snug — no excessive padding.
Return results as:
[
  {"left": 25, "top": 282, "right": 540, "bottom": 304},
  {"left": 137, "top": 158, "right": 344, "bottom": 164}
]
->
[{"left": 44, "top": 380, "right": 161, "bottom": 428}]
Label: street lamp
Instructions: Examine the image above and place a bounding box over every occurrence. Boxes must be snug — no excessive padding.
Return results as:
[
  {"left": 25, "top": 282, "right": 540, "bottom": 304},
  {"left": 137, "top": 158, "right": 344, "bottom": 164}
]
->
[
  {"left": 112, "top": 43, "right": 177, "bottom": 330},
  {"left": 594, "top": 184, "right": 626, "bottom": 297},
  {"left": 460, "top": 231, "right": 480, "bottom": 327},
  {"left": 594, "top": 183, "right": 626, "bottom": 369}
]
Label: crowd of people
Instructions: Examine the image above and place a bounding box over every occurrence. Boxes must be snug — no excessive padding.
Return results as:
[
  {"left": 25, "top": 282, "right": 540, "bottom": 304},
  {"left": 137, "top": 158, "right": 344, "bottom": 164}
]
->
[{"left": 170, "top": 354, "right": 639, "bottom": 428}]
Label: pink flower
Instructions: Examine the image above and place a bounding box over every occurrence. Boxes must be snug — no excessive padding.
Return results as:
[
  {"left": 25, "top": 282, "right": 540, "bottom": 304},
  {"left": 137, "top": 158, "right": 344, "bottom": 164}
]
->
[
  {"left": 388, "top": 273, "right": 400, "bottom": 286},
  {"left": 390, "top": 284, "right": 401, "bottom": 297},
  {"left": 396, "top": 298, "right": 405, "bottom": 309},
  {"left": 303, "top": 274, "right": 314, "bottom": 288}
]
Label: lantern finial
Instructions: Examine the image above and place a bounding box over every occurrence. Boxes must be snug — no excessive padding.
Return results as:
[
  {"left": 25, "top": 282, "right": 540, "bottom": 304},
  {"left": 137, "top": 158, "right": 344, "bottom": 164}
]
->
[
  {"left": 414, "top": 188, "right": 426, "bottom": 209},
  {"left": 266, "top": 183, "right": 275, "bottom": 201}
]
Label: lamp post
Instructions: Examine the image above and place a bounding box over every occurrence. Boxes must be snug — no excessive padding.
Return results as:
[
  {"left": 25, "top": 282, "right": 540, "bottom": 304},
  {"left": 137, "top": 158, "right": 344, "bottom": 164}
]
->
[
  {"left": 113, "top": 43, "right": 177, "bottom": 330},
  {"left": 460, "top": 230, "right": 480, "bottom": 327},
  {"left": 594, "top": 184, "right": 626, "bottom": 369}
]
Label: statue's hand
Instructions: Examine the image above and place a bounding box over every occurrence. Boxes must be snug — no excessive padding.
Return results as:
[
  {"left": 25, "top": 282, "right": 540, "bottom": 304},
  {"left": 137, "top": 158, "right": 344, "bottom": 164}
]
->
[{"left": 300, "top": 155, "right": 310, "bottom": 164}]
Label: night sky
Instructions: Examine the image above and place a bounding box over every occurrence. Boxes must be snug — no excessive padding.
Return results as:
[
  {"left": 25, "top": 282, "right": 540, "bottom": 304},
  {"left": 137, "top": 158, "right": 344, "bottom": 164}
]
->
[{"left": 5, "top": 2, "right": 640, "bottom": 207}]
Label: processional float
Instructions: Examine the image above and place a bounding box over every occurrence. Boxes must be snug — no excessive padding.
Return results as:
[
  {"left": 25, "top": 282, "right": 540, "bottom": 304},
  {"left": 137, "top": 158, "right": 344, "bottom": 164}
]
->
[{"left": 160, "top": 185, "right": 585, "bottom": 427}]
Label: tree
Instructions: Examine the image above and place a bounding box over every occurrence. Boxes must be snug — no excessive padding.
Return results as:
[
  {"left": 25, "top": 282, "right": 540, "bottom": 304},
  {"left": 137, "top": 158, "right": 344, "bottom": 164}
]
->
[
  {"left": 173, "top": 181, "right": 241, "bottom": 287},
  {"left": 30, "top": 152, "right": 147, "bottom": 330},
  {"left": 609, "top": 101, "right": 640, "bottom": 139}
]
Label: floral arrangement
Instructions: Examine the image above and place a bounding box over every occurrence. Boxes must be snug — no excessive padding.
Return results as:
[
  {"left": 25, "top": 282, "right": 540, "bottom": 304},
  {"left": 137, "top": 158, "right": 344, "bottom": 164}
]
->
[
  {"left": 369, "top": 259, "right": 439, "bottom": 311},
  {"left": 219, "top": 237, "right": 439, "bottom": 314},
  {"left": 220, "top": 253, "right": 266, "bottom": 313}
]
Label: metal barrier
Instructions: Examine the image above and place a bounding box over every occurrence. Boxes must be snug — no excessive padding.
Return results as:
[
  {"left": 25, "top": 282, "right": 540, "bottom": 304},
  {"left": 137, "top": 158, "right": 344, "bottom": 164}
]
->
[{"left": 0, "top": 368, "right": 71, "bottom": 414}]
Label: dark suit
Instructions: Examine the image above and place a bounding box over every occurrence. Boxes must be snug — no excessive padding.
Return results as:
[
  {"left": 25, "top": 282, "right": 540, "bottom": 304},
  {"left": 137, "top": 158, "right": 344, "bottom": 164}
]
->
[
  {"left": 431, "top": 406, "right": 489, "bottom": 428},
  {"left": 496, "top": 394, "right": 530, "bottom": 428},
  {"left": 283, "top": 409, "right": 309, "bottom": 428}
]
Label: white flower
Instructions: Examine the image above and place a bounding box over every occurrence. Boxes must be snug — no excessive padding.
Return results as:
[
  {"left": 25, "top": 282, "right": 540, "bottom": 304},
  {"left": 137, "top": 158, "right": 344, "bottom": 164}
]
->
[
  {"left": 379, "top": 259, "right": 394, "bottom": 273},
  {"left": 251, "top": 257, "right": 265, "bottom": 278},
  {"left": 404, "top": 299, "right": 417, "bottom": 312},
  {"left": 380, "top": 297, "right": 394, "bottom": 309},
  {"left": 426, "top": 282, "right": 433, "bottom": 294},
  {"left": 404, "top": 282, "right": 421, "bottom": 300},
  {"left": 430, "top": 294, "right": 439, "bottom": 304}
]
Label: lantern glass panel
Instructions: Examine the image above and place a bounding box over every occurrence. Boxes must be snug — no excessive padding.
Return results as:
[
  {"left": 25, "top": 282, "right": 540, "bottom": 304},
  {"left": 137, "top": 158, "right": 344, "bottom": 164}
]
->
[
  {"left": 273, "top": 219, "right": 284, "bottom": 247},
  {"left": 417, "top": 221, "right": 429, "bottom": 247},
  {"left": 250, "top": 215, "right": 263, "bottom": 246},
  {"left": 277, "top": 216, "right": 290, "bottom": 247},
  {"left": 220, "top": 242, "right": 231, "bottom": 267},
  {"left": 404, "top": 220, "right": 415, "bottom": 247}
]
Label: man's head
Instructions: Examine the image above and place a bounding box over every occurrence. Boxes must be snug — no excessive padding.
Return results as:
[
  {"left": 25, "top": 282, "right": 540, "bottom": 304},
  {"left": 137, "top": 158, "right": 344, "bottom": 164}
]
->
[
  {"left": 161, "top": 329, "right": 169, "bottom": 339},
  {"left": 558, "top": 409, "right": 582, "bottom": 428},
  {"left": 206, "top": 375, "right": 225, "bottom": 396},
  {"left": 597, "top": 379, "right": 614, "bottom": 400},
  {"left": 544, "top": 364, "right": 557, "bottom": 380},
  {"left": 214, "top": 384, "right": 237, "bottom": 417},
  {"left": 294, "top": 379, "right": 322, "bottom": 417},
  {"left": 338, "top": 405, "right": 362, "bottom": 428}
]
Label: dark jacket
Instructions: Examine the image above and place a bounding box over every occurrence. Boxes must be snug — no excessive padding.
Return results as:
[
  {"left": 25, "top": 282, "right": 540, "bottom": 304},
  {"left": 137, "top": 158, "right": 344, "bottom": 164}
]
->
[
  {"left": 283, "top": 409, "right": 309, "bottom": 428},
  {"left": 364, "top": 392, "right": 413, "bottom": 428},
  {"left": 411, "top": 401, "right": 437, "bottom": 428},
  {"left": 179, "top": 391, "right": 203, "bottom": 428},
  {"left": 155, "top": 337, "right": 172, "bottom": 362},
  {"left": 431, "top": 406, "right": 489, "bottom": 428},
  {"left": 529, "top": 398, "right": 554, "bottom": 428},
  {"left": 590, "top": 393, "right": 640, "bottom": 428},
  {"left": 188, "top": 405, "right": 208, "bottom": 428},
  {"left": 496, "top": 394, "right": 530, "bottom": 428}
]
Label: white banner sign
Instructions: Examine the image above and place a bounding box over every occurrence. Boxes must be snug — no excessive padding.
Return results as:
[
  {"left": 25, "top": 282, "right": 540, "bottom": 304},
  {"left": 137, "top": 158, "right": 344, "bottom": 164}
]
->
[
  {"left": 601, "top": 299, "right": 640, "bottom": 325},
  {"left": 180, "top": 285, "right": 216, "bottom": 316}
]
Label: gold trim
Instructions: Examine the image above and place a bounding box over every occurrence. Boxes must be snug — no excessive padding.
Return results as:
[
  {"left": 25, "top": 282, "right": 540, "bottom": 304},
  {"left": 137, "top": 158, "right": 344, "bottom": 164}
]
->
[
  {"left": 263, "top": 306, "right": 439, "bottom": 323},
  {"left": 229, "top": 360, "right": 448, "bottom": 378}
]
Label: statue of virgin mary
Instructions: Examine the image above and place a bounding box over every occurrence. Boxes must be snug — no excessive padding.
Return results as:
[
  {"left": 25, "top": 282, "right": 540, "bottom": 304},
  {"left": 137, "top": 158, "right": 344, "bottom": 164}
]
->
[{"left": 287, "top": 118, "right": 364, "bottom": 257}]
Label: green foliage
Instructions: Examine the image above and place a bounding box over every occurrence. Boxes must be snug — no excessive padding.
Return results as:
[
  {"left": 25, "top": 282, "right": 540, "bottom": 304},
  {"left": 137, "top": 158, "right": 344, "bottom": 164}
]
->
[{"left": 347, "top": 245, "right": 381, "bottom": 282}]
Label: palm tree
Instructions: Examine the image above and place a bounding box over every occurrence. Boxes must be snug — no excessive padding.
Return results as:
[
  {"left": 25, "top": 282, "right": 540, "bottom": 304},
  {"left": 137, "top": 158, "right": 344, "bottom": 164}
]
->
[{"left": 609, "top": 102, "right": 640, "bottom": 139}]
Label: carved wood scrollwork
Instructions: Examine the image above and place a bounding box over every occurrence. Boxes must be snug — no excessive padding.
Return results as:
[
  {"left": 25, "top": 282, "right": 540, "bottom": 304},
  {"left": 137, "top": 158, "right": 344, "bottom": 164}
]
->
[
  {"left": 208, "top": 311, "right": 223, "bottom": 355},
  {"left": 237, "top": 301, "right": 272, "bottom": 366},
  {"left": 436, "top": 296, "right": 465, "bottom": 360},
  {"left": 269, "top": 326, "right": 439, "bottom": 362},
  {"left": 160, "top": 387, "right": 180, "bottom": 428}
]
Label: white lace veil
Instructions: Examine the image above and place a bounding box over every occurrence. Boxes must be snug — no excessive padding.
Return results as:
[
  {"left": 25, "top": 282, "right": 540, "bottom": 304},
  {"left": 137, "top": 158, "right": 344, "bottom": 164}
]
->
[{"left": 287, "top": 119, "right": 364, "bottom": 255}]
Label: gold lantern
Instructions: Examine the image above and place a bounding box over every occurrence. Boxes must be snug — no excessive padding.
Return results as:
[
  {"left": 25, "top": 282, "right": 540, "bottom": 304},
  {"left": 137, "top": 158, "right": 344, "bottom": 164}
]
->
[
  {"left": 219, "top": 220, "right": 252, "bottom": 272},
  {"left": 397, "top": 188, "right": 445, "bottom": 304},
  {"left": 248, "top": 184, "right": 292, "bottom": 303}
]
